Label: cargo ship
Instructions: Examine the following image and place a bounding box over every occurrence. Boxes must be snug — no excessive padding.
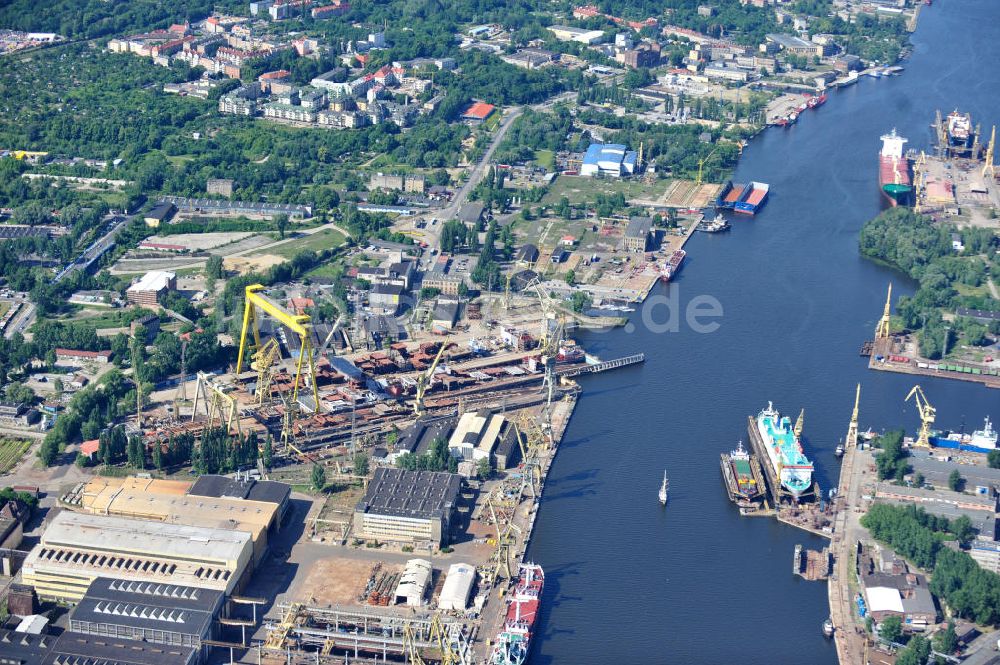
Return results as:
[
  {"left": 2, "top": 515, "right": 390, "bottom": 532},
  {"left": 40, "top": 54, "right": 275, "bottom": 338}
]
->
[
  {"left": 696, "top": 213, "right": 730, "bottom": 233},
  {"left": 490, "top": 563, "right": 544, "bottom": 665},
  {"left": 930, "top": 416, "right": 997, "bottom": 453},
  {"left": 715, "top": 181, "right": 770, "bottom": 215},
  {"left": 807, "top": 94, "right": 827, "bottom": 109},
  {"left": 747, "top": 402, "right": 814, "bottom": 500},
  {"left": 720, "top": 440, "right": 766, "bottom": 507},
  {"left": 658, "top": 249, "right": 686, "bottom": 282},
  {"left": 878, "top": 130, "right": 912, "bottom": 206}
]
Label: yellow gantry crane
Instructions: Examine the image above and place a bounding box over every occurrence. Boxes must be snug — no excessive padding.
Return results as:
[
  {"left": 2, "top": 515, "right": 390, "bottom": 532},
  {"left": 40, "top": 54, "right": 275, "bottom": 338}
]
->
[
  {"left": 905, "top": 385, "right": 935, "bottom": 448},
  {"left": 413, "top": 342, "right": 451, "bottom": 415},
  {"left": 236, "top": 284, "right": 320, "bottom": 411},
  {"left": 875, "top": 283, "right": 893, "bottom": 340},
  {"left": 192, "top": 372, "right": 241, "bottom": 435}
]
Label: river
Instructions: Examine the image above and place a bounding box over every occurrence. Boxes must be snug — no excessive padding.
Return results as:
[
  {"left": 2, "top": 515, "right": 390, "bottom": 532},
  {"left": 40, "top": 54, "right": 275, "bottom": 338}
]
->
[{"left": 526, "top": 2, "right": 1000, "bottom": 663}]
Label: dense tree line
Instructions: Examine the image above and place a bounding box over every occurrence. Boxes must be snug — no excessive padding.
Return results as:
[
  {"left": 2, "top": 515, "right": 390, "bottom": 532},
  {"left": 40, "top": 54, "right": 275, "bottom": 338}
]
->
[
  {"left": 396, "top": 436, "right": 458, "bottom": 473},
  {"left": 192, "top": 428, "right": 259, "bottom": 475},
  {"left": 494, "top": 110, "right": 573, "bottom": 165}
]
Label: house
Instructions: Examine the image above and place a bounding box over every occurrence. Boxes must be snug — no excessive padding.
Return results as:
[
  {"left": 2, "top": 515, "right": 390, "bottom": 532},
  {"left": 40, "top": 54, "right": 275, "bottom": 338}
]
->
[
  {"left": 362, "top": 314, "right": 401, "bottom": 350},
  {"left": 550, "top": 248, "right": 567, "bottom": 264},
  {"left": 126, "top": 271, "right": 176, "bottom": 306},
  {"left": 456, "top": 202, "right": 486, "bottom": 228},
  {"left": 143, "top": 202, "right": 176, "bottom": 227},
  {"left": 560, "top": 235, "right": 577, "bottom": 247},
  {"left": 431, "top": 300, "right": 460, "bottom": 332},
  {"left": 55, "top": 349, "right": 112, "bottom": 365},
  {"left": 502, "top": 48, "right": 556, "bottom": 70},
  {"left": 369, "top": 283, "right": 406, "bottom": 315},
  {"left": 79, "top": 439, "right": 100, "bottom": 460},
  {"left": 623, "top": 216, "right": 653, "bottom": 252},
  {"left": 460, "top": 101, "right": 496, "bottom": 124},
  {"left": 515, "top": 243, "right": 539, "bottom": 266}
]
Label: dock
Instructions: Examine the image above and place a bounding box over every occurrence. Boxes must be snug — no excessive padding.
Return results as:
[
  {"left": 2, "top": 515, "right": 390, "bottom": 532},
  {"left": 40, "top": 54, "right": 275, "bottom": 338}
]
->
[
  {"left": 558, "top": 353, "right": 645, "bottom": 377},
  {"left": 793, "top": 544, "right": 832, "bottom": 581},
  {"left": 718, "top": 450, "right": 766, "bottom": 508}
]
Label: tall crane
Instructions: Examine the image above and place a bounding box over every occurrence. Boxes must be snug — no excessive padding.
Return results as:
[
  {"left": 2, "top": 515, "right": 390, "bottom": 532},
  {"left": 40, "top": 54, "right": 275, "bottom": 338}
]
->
[
  {"left": 696, "top": 145, "right": 720, "bottom": 187},
  {"left": 414, "top": 342, "right": 451, "bottom": 415},
  {"left": 984, "top": 125, "right": 996, "bottom": 178},
  {"left": 192, "top": 372, "right": 242, "bottom": 436},
  {"left": 250, "top": 338, "right": 281, "bottom": 406},
  {"left": 905, "top": 385, "right": 935, "bottom": 448},
  {"left": 845, "top": 383, "right": 861, "bottom": 450},
  {"left": 875, "top": 283, "right": 893, "bottom": 340}
]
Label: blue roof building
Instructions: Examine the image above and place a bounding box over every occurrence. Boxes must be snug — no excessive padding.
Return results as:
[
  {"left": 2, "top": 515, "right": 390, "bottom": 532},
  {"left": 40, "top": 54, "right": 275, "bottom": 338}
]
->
[{"left": 581, "top": 143, "right": 638, "bottom": 177}]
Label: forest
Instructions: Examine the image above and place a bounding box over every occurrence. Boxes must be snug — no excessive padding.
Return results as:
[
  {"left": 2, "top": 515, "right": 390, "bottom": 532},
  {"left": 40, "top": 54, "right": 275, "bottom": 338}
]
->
[{"left": 859, "top": 207, "right": 999, "bottom": 358}]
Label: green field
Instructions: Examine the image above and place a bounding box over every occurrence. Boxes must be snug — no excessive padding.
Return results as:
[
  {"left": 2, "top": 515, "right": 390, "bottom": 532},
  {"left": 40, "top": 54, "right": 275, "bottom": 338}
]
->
[
  {"left": 0, "top": 438, "right": 31, "bottom": 474},
  {"left": 252, "top": 228, "right": 347, "bottom": 259},
  {"left": 534, "top": 149, "right": 555, "bottom": 170},
  {"left": 540, "top": 175, "right": 667, "bottom": 206}
]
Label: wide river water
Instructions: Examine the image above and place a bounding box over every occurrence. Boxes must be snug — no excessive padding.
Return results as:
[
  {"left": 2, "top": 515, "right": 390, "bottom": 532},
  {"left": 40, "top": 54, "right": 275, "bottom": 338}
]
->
[{"left": 527, "top": 2, "right": 1000, "bottom": 663}]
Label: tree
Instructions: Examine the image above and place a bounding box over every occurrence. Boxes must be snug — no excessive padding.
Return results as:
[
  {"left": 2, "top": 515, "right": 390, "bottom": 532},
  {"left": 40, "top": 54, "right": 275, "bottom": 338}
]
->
[
  {"left": 206, "top": 255, "right": 224, "bottom": 280},
  {"left": 950, "top": 515, "right": 975, "bottom": 545},
  {"left": 570, "top": 291, "right": 591, "bottom": 313},
  {"left": 564, "top": 270, "right": 576, "bottom": 286},
  {"left": 311, "top": 463, "right": 326, "bottom": 491},
  {"left": 262, "top": 435, "right": 273, "bottom": 470},
  {"left": 3, "top": 382, "right": 35, "bottom": 406},
  {"left": 913, "top": 472, "right": 924, "bottom": 487},
  {"left": 353, "top": 452, "right": 369, "bottom": 478},
  {"left": 933, "top": 621, "right": 957, "bottom": 655},
  {"left": 275, "top": 214, "right": 290, "bottom": 239},
  {"left": 948, "top": 469, "right": 963, "bottom": 492},
  {"left": 476, "top": 456, "right": 491, "bottom": 480},
  {"left": 126, "top": 435, "right": 145, "bottom": 469},
  {"left": 988, "top": 449, "right": 1000, "bottom": 469},
  {"left": 878, "top": 615, "right": 902, "bottom": 644}
]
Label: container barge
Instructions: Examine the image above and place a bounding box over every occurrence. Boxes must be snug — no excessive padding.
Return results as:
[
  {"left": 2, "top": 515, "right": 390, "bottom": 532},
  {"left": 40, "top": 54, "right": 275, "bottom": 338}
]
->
[
  {"left": 746, "top": 402, "right": 817, "bottom": 504},
  {"left": 658, "top": 249, "right": 686, "bottom": 282},
  {"left": 715, "top": 180, "right": 770, "bottom": 215},
  {"left": 490, "top": 563, "right": 544, "bottom": 665},
  {"left": 720, "top": 440, "right": 767, "bottom": 510}
]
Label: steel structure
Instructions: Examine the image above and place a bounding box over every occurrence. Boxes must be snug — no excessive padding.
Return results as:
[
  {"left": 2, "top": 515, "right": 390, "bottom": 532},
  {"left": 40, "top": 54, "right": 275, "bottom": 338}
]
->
[
  {"left": 984, "top": 125, "right": 996, "bottom": 178},
  {"left": 905, "top": 385, "right": 935, "bottom": 448},
  {"left": 251, "top": 337, "right": 281, "bottom": 406},
  {"left": 192, "top": 371, "right": 241, "bottom": 435},
  {"left": 262, "top": 603, "right": 470, "bottom": 664},
  {"left": 845, "top": 383, "right": 861, "bottom": 450},
  {"left": 875, "top": 283, "right": 892, "bottom": 340},
  {"left": 237, "top": 284, "right": 320, "bottom": 411},
  {"left": 414, "top": 343, "right": 451, "bottom": 416}
]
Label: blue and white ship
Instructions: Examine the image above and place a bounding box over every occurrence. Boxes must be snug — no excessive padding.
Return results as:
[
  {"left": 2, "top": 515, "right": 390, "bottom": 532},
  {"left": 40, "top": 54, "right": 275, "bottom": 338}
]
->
[
  {"left": 931, "top": 416, "right": 997, "bottom": 453},
  {"left": 755, "top": 402, "right": 814, "bottom": 497}
]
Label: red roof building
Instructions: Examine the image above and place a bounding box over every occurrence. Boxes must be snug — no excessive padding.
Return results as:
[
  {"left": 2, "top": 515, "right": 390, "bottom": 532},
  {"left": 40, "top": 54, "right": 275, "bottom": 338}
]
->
[
  {"left": 80, "top": 440, "right": 100, "bottom": 458},
  {"left": 460, "top": 101, "right": 496, "bottom": 123}
]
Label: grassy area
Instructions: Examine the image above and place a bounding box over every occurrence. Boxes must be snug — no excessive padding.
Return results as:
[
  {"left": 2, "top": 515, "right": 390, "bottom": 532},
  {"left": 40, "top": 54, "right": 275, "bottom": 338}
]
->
[
  {"left": 64, "top": 309, "right": 130, "bottom": 329},
  {"left": 0, "top": 302, "right": 10, "bottom": 318},
  {"left": 534, "top": 149, "right": 555, "bottom": 170},
  {"left": 0, "top": 438, "right": 31, "bottom": 474},
  {"left": 541, "top": 175, "right": 667, "bottom": 206},
  {"left": 251, "top": 228, "right": 347, "bottom": 259},
  {"left": 306, "top": 262, "right": 345, "bottom": 279},
  {"left": 484, "top": 111, "right": 502, "bottom": 132}
]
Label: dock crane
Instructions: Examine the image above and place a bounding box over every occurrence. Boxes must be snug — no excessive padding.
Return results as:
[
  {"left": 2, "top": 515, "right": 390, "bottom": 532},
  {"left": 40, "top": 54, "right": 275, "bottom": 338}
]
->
[
  {"left": 905, "top": 385, "right": 935, "bottom": 448},
  {"left": 250, "top": 338, "right": 281, "bottom": 406},
  {"left": 413, "top": 342, "right": 451, "bottom": 415},
  {"left": 845, "top": 383, "right": 861, "bottom": 450},
  {"left": 192, "top": 372, "right": 242, "bottom": 436},
  {"left": 696, "top": 145, "right": 721, "bottom": 187},
  {"left": 875, "top": 283, "right": 893, "bottom": 340},
  {"left": 236, "top": 284, "right": 320, "bottom": 411},
  {"left": 984, "top": 125, "right": 996, "bottom": 178}
]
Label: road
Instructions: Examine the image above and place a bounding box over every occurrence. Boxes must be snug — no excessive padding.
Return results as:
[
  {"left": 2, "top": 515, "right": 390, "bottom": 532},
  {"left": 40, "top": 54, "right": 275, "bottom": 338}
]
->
[{"left": 55, "top": 214, "right": 130, "bottom": 283}]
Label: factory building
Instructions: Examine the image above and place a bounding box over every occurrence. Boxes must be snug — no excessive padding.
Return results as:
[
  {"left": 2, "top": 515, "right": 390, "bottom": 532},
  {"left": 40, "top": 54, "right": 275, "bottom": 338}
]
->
[
  {"left": 188, "top": 473, "right": 292, "bottom": 523},
  {"left": 0, "top": 627, "right": 198, "bottom": 665},
  {"left": 22, "top": 512, "right": 253, "bottom": 603},
  {"left": 622, "top": 216, "right": 653, "bottom": 252},
  {"left": 69, "top": 578, "right": 224, "bottom": 656},
  {"left": 69, "top": 476, "right": 284, "bottom": 565},
  {"left": 448, "top": 410, "right": 507, "bottom": 464},
  {"left": 126, "top": 270, "right": 176, "bottom": 306},
  {"left": 580, "top": 143, "right": 639, "bottom": 177},
  {"left": 353, "top": 468, "right": 461, "bottom": 546}
]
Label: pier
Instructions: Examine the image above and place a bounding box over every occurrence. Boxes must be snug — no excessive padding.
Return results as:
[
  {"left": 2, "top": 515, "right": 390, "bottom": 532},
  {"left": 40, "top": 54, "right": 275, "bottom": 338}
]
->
[{"left": 558, "top": 353, "right": 645, "bottom": 377}]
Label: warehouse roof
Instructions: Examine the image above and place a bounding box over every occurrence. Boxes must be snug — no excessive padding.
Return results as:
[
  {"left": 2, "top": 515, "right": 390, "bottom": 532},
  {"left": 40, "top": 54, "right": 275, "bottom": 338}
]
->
[
  {"left": 41, "top": 511, "right": 251, "bottom": 564},
  {"left": 396, "top": 417, "right": 456, "bottom": 455},
  {"left": 188, "top": 474, "right": 291, "bottom": 506},
  {"left": 582, "top": 143, "right": 628, "bottom": 167},
  {"left": 438, "top": 562, "right": 475, "bottom": 611},
  {"left": 71, "top": 578, "right": 222, "bottom": 640},
  {"left": 357, "top": 468, "right": 461, "bottom": 521},
  {"left": 624, "top": 216, "right": 652, "bottom": 239},
  {"left": 50, "top": 630, "right": 197, "bottom": 665},
  {"left": 127, "top": 270, "right": 175, "bottom": 294}
]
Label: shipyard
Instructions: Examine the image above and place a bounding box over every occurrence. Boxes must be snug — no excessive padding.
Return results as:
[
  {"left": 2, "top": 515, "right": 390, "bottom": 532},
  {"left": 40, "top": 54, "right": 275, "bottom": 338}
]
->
[{"left": 1, "top": 0, "right": 999, "bottom": 664}]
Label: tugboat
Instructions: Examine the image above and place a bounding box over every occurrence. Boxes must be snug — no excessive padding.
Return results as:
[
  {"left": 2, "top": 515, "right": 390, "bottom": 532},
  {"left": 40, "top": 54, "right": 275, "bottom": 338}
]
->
[
  {"left": 835, "top": 440, "right": 845, "bottom": 458},
  {"left": 696, "top": 214, "right": 731, "bottom": 233},
  {"left": 659, "top": 471, "right": 669, "bottom": 506},
  {"left": 822, "top": 619, "right": 835, "bottom": 638}
]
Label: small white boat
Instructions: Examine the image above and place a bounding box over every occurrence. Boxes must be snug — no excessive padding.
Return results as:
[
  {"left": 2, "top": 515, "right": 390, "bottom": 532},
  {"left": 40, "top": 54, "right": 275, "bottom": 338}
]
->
[{"left": 659, "top": 470, "right": 669, "bottom": 505}]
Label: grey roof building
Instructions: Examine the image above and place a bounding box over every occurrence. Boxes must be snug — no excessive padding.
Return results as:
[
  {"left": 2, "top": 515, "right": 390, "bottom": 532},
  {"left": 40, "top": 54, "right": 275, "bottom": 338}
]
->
[
  {"left": 396, "top": 417, "right": 456, "bottom": 456},
  {"left": 0, "top": 627, "right": 198, "bottom": 665},
  {"left": 456, "top": 202, "right": 486, "bottom": 227},
  {"left": 188, "top": 475, "right": 291, "bottom": 522},
  {"left": 353, "top": 468, "right": 462, "bottom": 546},
  {"left": 515, "top": 243, "right": 539, "bottom": 265},
  {"left": 69, "top": 578, "right": 224, "bottom": 653},
  {"left": 623, "top": 216, "right": 652, "bottom": 252}
]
